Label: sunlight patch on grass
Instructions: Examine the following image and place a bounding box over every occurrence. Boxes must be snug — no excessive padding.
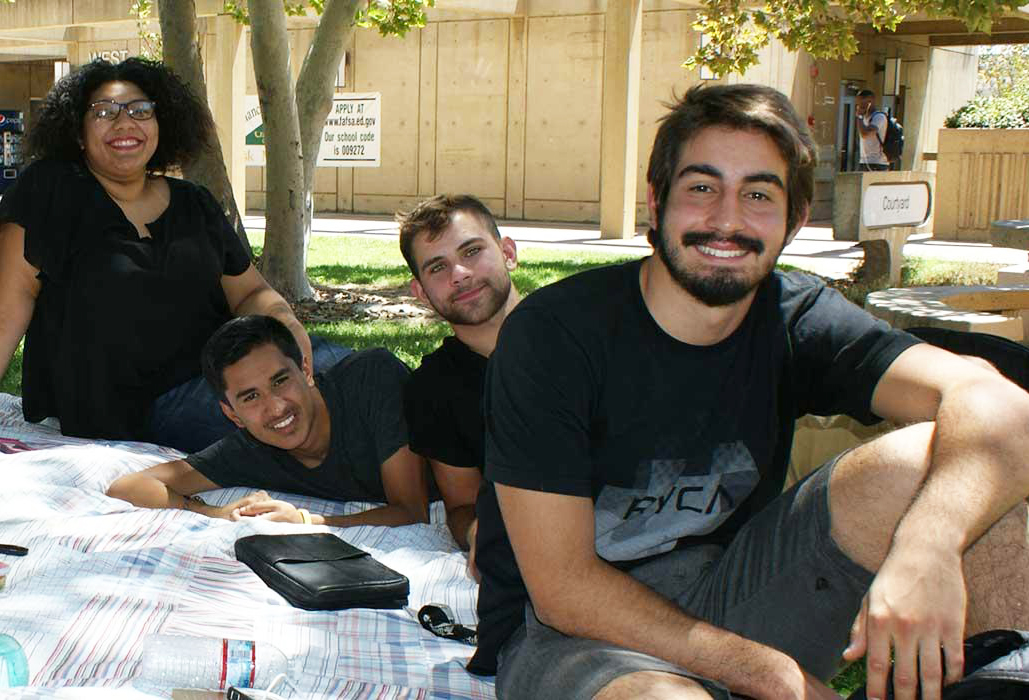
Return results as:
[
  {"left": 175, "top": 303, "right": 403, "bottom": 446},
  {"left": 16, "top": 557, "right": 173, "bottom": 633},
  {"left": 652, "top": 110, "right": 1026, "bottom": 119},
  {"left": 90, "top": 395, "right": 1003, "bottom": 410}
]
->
[{"left": 300, "top": 235, "right": 642, "bottom": 293}]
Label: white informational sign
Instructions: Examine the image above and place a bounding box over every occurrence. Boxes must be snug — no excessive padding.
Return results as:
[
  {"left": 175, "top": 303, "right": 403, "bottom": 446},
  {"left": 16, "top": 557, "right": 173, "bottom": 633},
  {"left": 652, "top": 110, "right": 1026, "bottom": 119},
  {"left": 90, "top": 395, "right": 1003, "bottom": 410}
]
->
[
  {"left": 243, "top": 92, "right": 381, "bottom": 168},
  {"left": 861, "top": 181, "right": 932, "bottom": 229},
  {"left": 318, "top": 93, "right": 380, "bottom": 167}
]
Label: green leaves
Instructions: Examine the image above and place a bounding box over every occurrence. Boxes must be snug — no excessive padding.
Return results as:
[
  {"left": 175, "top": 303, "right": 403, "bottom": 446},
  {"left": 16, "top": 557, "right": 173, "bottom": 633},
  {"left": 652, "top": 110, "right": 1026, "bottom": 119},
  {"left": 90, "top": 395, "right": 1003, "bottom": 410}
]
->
[
  {"left": 945, "top": 44, "right": 1029, "bottom": 128},
  {"left": 130, "top": 0, "right": 162, "bottom": 60},
  {"left": 945, "top": 93, "right": 1029, "bottom": 128},
  {"left": 222, "top": 1, "right": 250, "bottom": 24},
  {"left": 221, "top": 0, "right": 433, "bottom": 36},
  {"left": 222, "top": 0, "right": 313, "bottom": 25},
  {"left": 684, "top": 0, "right": 1024, "bottom": 78},
  {"left": 356, "top": 0, "right": 434, "bottom": 37}
]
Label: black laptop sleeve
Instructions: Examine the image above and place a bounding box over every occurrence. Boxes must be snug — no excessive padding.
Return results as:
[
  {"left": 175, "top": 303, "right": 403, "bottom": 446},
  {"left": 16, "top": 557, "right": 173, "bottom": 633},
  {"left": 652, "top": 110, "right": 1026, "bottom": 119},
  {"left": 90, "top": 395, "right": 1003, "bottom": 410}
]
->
[{"left": 234, "top": 533, "right": 409, "bottom": 611}]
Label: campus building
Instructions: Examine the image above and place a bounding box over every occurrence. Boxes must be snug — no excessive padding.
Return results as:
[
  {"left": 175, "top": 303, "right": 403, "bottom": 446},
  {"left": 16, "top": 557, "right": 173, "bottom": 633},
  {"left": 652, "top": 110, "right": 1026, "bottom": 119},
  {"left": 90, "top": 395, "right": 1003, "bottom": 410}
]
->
[{"left": 0, "top": 0, "right": 1025, "bottom": 236}]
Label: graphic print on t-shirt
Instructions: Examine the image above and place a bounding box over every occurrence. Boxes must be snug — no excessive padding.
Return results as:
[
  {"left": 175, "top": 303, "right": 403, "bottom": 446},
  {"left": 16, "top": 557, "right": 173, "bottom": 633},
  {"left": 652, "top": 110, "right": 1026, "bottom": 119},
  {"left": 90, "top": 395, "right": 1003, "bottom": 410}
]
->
[{"left": 594, "top": 441, "right": 760, "bottom": 562}]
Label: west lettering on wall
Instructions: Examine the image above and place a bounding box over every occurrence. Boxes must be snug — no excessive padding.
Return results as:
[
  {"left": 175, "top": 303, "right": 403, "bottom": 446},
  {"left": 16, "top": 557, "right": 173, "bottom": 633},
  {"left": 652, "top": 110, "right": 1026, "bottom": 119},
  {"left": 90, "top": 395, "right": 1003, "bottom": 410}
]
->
[{"left": 87, "top": 49, "right": 131, "bottom": 63}]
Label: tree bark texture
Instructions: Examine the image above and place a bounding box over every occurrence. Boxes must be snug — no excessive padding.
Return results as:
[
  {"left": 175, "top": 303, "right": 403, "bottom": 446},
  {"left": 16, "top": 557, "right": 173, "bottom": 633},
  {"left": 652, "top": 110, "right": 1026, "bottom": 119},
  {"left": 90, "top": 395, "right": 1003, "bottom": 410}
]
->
[
  {"left": 249, "top": 1, "right": 313, "bottom": 301},
  {"left": 156, "top": 0, "right": 250, "bottom": 253},
  {"left": 296, "top": 0, "right": 363, "bottom": 208}
]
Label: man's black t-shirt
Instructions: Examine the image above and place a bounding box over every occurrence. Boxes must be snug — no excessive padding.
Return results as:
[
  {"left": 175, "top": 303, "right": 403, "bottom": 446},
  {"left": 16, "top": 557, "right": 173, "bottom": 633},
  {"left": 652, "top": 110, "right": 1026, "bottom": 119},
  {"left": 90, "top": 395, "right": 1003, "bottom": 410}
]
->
[
  {"left": 404, "top": 336, "right": 488, "bottom": 470},
  {"left": 184, "top": 348, "right": 410, "bottom": 502},
  {"left": 467, "top": 259, "right": 920, "bottom": 675}
]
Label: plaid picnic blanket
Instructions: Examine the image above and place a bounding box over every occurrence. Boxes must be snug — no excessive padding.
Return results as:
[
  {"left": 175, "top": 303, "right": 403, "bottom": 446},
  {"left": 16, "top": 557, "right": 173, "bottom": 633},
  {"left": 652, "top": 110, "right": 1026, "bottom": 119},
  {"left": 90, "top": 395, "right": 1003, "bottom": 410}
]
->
[{"left": 0, "top": 393, "right": 494, "bottom": 699}]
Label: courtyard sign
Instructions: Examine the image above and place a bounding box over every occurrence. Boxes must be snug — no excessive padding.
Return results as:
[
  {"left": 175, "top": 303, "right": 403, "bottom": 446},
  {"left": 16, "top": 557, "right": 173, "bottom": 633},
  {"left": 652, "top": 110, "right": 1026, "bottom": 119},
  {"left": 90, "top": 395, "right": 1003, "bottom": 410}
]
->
[{"left": 861, "top": 181, "right": 932, "bottom": 229}]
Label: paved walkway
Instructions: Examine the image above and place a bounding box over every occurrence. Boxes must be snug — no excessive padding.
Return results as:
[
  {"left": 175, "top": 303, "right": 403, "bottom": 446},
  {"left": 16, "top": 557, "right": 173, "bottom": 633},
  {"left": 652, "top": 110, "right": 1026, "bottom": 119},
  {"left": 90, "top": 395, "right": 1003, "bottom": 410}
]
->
[{"left": 244, "top": 214, "right": 1029, "bottom": 280}]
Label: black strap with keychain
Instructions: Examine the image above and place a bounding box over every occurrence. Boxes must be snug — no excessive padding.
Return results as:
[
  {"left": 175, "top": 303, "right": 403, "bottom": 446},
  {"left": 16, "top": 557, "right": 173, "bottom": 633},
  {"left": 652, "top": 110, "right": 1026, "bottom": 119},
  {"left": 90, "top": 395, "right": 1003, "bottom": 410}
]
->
[{"left": 417, "top": 603, "right": 478, "bottom": 646}]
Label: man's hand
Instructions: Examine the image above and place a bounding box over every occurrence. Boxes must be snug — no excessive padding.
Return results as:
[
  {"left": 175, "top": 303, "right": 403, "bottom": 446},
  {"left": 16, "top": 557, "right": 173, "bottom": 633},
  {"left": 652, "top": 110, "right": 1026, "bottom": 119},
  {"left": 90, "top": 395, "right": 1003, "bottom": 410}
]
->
[
  {"left": 844, "top": 545, "right": 967, "bottom": 700},
  {"left": 228, "top": 495, "right": 305, "bottom": 523},
  {"left": 201, "top": 490, "right": 271, "bottom": 520}
]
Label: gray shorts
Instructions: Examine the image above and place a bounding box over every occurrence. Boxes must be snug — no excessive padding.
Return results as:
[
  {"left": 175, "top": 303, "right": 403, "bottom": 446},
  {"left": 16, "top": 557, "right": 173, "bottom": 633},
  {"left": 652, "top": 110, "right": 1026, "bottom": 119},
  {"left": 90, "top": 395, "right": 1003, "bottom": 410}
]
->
[{"left": 495, "top": 458, "right": 874, "bottom": 700}]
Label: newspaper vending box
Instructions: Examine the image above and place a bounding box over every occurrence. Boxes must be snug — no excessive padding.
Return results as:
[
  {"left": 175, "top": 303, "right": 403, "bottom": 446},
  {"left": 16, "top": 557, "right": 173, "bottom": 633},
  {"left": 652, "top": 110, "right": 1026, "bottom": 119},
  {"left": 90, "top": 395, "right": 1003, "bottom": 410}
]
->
[{"left": 0, "top": 110, "right": 25, "bottom": 195}]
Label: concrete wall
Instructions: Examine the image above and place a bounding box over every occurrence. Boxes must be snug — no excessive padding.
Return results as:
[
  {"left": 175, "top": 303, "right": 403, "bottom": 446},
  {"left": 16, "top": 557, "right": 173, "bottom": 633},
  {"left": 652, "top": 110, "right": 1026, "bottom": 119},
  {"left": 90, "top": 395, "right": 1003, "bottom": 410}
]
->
[
  {"left": 920, "top": 47, "right": 978, "bottom": 162},
  {"left": 0, "top": 62, "right": 54, "bottom": 119},
  {"left": 243, "top": 6, "right": 969, "bottom": 225},
  {"left": 246, "top": 4, "right": 809, "bottom": 222},
  {"left": 936, "top": 128, "right": 1029, "bottom": 241}
]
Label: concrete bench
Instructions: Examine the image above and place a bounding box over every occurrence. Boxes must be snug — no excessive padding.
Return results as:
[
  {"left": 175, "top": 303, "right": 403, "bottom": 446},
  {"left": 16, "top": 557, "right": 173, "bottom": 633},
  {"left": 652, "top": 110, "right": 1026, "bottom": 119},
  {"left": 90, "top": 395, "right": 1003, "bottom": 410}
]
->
[
  {"left": 991, "top": 219, "right": 1029, "bottom": 251},
  {"left": 865, "top": 285, "right": 1029, "bottom": 342},
  {"left": 992, "top": 220, "right": 1029, "bottom": 285}
]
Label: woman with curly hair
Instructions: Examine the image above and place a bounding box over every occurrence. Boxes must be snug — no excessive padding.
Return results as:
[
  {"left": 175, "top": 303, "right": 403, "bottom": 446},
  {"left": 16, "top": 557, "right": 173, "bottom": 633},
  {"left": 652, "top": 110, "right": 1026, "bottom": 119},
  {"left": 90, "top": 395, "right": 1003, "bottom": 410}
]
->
[{"left": 0, "top": 57, "right": 345, "bottom": 448}]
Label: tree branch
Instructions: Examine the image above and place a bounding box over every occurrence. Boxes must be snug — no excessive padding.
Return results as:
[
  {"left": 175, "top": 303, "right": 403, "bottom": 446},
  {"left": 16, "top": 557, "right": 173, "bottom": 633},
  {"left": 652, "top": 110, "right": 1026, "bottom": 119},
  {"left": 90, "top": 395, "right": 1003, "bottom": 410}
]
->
[
  {"left": 296, "top": 0, "right": 365, "bottom": 190},
  {"left": 157, "top": 0, "right": 250, "bottom": 252},
  {"left": 249, "top": 0, "right": 313, "bottom": 300}
]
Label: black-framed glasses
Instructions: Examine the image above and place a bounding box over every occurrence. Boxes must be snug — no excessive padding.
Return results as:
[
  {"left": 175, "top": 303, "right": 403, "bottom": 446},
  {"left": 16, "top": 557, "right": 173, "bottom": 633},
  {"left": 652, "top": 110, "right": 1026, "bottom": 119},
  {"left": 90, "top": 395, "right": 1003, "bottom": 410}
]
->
[{"left": 86, "top": 99, "right": 157, "bottom": 121}]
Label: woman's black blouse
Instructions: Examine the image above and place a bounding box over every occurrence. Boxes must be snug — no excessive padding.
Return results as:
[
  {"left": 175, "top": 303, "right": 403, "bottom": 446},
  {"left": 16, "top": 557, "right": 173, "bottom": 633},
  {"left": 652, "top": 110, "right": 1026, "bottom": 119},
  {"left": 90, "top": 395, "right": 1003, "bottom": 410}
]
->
[{"left": 0, "top": 159, "right": 251, "bottom": 441}]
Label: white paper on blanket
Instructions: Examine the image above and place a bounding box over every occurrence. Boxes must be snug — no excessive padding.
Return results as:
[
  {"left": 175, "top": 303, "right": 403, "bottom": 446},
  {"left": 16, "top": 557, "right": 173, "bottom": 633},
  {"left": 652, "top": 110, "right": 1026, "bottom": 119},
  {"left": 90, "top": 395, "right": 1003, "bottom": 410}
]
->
[{"left": 0, "top": 393, "right": 492, "bottom": 699}]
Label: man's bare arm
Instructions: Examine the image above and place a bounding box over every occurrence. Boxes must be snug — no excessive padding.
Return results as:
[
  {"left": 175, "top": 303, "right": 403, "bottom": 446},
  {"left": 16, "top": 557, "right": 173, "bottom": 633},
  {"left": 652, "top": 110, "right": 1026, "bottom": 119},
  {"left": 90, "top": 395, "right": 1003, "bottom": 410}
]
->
[
  {"left": 0, "top": 223, "right": 39, "bottom": 381},
  {"left": 429, "top": 458, "right": 481, "bottom": 549},
  {"left": 234, "top": 446, "right": 431, "bottom": 527},
  {"left": 497, "top": 483, "right": 841, "bottom": 700},
  {"left": 849, "top": 343, "right": 1029, "bottom": 700},
  {"left": 325, "top": 445, "right": 429, "bottom": 526},
  {"left": 106, "top": 460, "right": 268, "bottom": 518}
]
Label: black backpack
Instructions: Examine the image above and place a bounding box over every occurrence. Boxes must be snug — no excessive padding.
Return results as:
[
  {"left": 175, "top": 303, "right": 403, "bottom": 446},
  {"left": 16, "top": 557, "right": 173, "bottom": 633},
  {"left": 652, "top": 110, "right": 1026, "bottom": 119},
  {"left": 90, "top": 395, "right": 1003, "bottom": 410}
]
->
[
  {"left": 849, "top": 629, "right": 1029, "bottom": 699},
  {"left": 874, "top": 109, "right": 904, "bottom": 164}
]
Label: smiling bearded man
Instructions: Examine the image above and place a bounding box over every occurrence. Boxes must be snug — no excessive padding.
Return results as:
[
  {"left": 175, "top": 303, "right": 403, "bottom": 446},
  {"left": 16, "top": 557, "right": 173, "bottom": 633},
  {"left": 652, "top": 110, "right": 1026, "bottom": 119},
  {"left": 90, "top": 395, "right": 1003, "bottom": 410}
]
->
[{"left": 467, "top": 83, "right": 1029, "bottom": 700}]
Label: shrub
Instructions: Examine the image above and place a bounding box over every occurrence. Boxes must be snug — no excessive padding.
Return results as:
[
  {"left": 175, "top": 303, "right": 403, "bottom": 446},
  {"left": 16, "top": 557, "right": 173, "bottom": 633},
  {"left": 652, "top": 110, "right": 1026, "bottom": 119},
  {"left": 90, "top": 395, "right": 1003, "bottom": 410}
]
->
[{"left": 945, "top": 91, "right": 1029, "bottom": 128}]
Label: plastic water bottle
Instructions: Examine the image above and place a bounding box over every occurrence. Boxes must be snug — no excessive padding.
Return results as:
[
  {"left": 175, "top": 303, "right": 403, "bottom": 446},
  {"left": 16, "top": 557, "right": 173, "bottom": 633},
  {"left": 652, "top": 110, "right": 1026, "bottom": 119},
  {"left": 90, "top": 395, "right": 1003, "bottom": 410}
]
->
[
  {"left": 0, "top": 634, "right": 29, "bottom": 688},
  {"left": 134, "top": 634, "right": 293, "bottom": 697}
]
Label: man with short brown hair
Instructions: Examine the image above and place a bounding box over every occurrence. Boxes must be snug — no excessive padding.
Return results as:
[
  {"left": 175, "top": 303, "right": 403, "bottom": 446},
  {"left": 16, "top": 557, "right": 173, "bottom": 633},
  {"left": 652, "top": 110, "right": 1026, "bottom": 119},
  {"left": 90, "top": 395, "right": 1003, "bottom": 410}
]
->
[{"left": 397, "top": 195, "right": 520, "bottom": 570}]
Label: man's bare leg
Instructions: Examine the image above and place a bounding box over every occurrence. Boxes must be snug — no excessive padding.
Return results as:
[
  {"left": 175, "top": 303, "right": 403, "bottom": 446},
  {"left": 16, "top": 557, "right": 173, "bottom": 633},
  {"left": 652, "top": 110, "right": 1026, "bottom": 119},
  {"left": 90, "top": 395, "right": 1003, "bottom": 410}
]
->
[
  {"left": 828, "top": 421, "right": 1029, "bottom": 631},
  {"left": 962, "top": 502, "right": 1029, "bottom": 634},
  {"left": 594, "top": 671, "right": 714, "bottom": 700}
]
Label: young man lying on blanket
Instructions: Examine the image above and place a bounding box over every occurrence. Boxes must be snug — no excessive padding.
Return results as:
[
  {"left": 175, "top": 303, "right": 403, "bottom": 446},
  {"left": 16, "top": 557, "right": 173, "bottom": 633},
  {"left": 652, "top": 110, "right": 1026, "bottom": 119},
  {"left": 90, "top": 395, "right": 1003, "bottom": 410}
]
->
[{"left": 107, "top": 314, "right": 430, "bottom": 527}]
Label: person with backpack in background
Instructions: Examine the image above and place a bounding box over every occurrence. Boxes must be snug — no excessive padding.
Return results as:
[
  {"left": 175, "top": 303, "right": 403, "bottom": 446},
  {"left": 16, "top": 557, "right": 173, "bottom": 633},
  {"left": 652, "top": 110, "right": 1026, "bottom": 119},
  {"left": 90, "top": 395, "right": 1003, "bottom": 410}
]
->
[{"left": 855, "top": 88, "right": 891, "bottom": 171}]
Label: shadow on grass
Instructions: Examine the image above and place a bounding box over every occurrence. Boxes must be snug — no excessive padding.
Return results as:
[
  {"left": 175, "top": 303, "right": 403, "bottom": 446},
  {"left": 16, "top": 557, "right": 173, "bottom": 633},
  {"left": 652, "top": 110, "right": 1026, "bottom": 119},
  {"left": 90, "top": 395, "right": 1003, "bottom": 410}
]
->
[
  {"left": 307, "top": 263, "right": 409, "bottom": 287},
  {"left": 307, "top": 320, "right": 452, "bottom": 369}
]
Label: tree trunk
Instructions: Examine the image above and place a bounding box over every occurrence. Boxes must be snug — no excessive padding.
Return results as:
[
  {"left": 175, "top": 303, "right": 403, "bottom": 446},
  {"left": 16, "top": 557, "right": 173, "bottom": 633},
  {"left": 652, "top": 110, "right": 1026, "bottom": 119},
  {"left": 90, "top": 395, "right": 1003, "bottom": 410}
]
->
[
  {"left": 156, "top": 0, "right": 250, "bottom": 253},
  {"left": 295, "top": 0, "right": 364, "bottom": 222},
  {"left": 249, "top": 2, "right": 313, "bottom": 301}
]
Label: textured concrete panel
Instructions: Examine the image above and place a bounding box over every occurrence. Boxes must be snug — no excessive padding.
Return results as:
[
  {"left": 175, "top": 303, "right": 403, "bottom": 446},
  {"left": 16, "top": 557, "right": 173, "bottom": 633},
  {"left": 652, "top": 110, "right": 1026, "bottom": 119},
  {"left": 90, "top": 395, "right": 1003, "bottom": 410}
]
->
[
  {"left": 436, "top": 18, "right": 509, "bottom": 200},
  {"left": 353, "top": 29, "right": 421, "bottom": 197},
  {"left": 524, "top": 14, "right": 603, "bottom": 202}
]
